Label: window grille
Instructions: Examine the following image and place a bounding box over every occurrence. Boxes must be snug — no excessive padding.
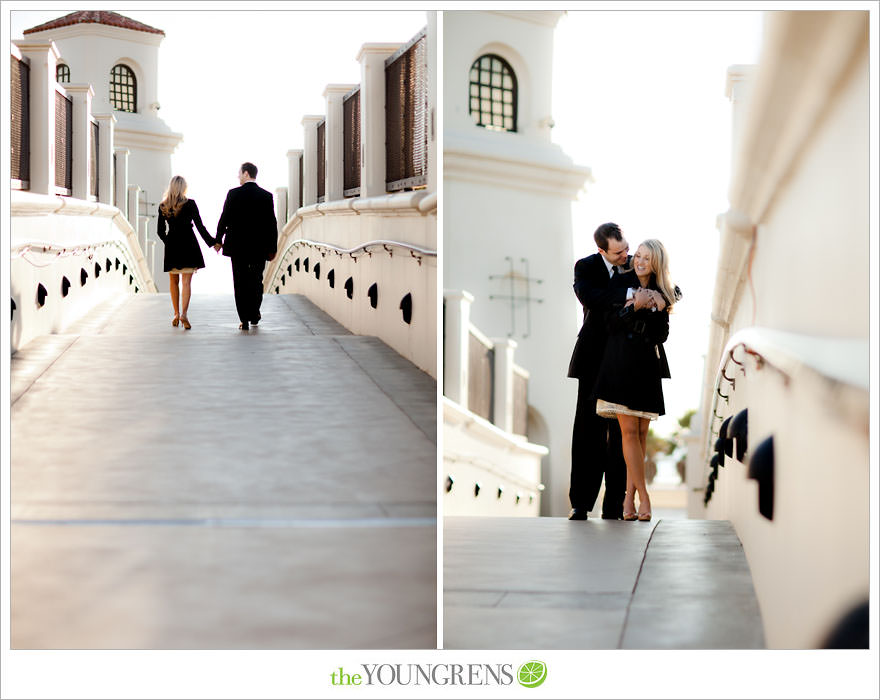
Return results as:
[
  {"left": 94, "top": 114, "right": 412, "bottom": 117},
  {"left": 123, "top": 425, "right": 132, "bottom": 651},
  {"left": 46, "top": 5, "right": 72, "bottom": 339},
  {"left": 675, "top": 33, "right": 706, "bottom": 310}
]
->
[
  {"left": 90, "top": 120, "right": 99, "bottom": 198},
  {"left": 385, "top": 27, "right": 428, "bottom": 191},
  {"left": 56, "top": 63, "right": 70, "bottom": 83},
  {"left": 110, "top": 64, "right": 136, "bottom": 113},
  {"left": 11, "top": 57, "right": 30, "bottom": 185},
  {"left": 316, "top": 119, "right": 325, "bottom": 203},
  {"left": 343, "top": 86, "right": 361, "bottom": 197},
  {"left": 55, "top": 91, "right": 72, "bottom": 191},
  {"left": 468, "top": 54, "right": 517, "bottom": 132}
]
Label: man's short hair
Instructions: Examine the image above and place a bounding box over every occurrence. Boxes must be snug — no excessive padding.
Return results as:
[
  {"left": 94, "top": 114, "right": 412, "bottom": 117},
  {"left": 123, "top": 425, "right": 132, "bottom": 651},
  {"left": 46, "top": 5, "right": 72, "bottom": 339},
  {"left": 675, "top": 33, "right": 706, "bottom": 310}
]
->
[
  {"left": 240, "top": 162, "right": 258, "bottom": 179},
  {"left": 593, "top": 222, "right": 623, "bottom": 251}
]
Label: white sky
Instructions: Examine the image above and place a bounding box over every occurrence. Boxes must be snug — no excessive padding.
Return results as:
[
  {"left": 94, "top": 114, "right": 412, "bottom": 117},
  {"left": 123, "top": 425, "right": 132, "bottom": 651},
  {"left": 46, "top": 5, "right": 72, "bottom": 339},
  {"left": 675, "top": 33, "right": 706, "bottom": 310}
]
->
[{"left": 552, "top": 9, "right": 764, "bottom": 435}]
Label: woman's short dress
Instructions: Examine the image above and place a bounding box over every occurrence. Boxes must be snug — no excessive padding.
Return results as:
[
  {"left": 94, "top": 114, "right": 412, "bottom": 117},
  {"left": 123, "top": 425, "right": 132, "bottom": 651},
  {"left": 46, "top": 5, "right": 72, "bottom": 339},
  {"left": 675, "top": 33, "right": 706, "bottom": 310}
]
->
[
  {"left": 156, "top": 199, "right": 216, "bottom": 273},
  {"left": 592, "top": 288, "right": 670, "bottom": 421}
]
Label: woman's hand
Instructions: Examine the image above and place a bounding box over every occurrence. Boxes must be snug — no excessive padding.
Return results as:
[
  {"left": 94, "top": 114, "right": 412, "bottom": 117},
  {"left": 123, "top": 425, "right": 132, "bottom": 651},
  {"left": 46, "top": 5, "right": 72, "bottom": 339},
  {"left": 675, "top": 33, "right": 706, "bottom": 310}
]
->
[{"left": 649, "top": 290, "right": 667, "bottom": 311}]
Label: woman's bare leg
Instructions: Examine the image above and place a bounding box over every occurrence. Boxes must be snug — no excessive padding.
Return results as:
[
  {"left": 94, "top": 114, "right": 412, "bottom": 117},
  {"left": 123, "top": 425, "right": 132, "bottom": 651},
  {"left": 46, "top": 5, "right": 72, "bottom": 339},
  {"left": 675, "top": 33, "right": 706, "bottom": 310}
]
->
[
  {"left": 169, "top": 273, "right": 180, "bottom": 322},
  {"left": 618, "top": 414, "right": 650, "bottom": 517},
  {"left": 180, "top": 273, "right": 193, "bottom": 320}
]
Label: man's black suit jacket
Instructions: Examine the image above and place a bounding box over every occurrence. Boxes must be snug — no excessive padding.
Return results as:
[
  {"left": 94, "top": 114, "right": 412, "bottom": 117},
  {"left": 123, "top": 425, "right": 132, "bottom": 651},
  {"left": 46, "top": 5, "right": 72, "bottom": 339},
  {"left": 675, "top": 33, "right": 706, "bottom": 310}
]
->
[
  {"left": 567, "top": 252, "right": 631, "bottom": 381},
  {"left": 216, "top": 181, "right": 278, "bottom": 262}
]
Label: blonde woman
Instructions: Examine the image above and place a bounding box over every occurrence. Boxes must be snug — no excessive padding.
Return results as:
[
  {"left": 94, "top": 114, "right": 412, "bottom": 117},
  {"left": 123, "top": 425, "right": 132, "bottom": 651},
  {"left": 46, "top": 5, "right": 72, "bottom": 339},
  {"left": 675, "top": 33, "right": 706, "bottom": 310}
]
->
[
  {"left": 592, "top": 239, "right": 680, "bottom": 522},
  {"left": 156, "top": 175, "right": 216, "bottom": 329}
]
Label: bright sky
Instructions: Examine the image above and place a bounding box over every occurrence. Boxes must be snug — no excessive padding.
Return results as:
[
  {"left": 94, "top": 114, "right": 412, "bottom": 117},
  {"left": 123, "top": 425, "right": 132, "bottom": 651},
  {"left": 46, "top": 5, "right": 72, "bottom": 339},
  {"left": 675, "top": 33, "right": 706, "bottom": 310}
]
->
[
  {"left": 552, "top": 9, "right": 764, "bottom": 436},
  {"left": 8, "top": 7, "right": 429, "bottom": 294}
]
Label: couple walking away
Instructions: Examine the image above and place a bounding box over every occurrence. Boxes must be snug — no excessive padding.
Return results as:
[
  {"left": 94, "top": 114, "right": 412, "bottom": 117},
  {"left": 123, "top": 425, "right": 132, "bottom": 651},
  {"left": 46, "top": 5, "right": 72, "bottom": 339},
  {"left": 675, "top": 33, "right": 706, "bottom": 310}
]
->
[
  {"left": 568, "top": 222, "right": 681, "bottom": 522},
  {"left": 156, "top": 162, "right": 278, "bottom": 330}
]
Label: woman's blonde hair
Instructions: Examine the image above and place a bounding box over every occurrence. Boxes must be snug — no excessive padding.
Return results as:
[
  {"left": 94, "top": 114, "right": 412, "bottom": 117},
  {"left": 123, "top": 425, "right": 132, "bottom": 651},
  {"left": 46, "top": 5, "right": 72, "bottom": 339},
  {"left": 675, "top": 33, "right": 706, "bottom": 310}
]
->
[
  {"left": 638, "top": 238, "right": 680, "bottom": 310},
  {"left": 159, "top": 175, "right": 188, "bottom": 218}
]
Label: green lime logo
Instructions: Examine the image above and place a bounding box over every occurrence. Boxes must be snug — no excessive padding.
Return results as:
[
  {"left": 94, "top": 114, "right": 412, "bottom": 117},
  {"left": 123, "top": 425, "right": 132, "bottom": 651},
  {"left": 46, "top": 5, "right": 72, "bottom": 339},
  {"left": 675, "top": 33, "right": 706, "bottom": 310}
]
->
[{"left": 517, "top": 660, "right": 547, "bottom": 688}]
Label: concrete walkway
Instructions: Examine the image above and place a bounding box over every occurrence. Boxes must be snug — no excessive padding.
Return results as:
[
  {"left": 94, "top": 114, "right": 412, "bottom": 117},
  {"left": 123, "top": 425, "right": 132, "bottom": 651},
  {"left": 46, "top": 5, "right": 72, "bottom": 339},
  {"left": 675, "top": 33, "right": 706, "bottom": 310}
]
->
[
  {"left": 11, "top": 293, "right": 436, "bottom": 649},
  {"left": 444, "top": 516, "right": 765, "bottom": 649}
]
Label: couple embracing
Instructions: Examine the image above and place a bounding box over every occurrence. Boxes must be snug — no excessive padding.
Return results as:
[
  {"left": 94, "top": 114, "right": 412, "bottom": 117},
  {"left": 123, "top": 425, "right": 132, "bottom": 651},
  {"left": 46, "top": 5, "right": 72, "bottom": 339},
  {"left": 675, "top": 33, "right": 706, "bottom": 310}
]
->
[
  {"left": 155, "top": 162, "right": 277, "bottom": 331},
  {"left": 568, "top": 222, "right": 681, "bottom": 523}
]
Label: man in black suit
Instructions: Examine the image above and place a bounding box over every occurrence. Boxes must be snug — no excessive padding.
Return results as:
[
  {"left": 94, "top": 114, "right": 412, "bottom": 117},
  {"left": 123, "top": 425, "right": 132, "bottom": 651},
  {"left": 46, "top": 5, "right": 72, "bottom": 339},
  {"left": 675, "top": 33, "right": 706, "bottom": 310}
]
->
[
  {"left": 567, "top": 222, "right": 652, "bottom": 520},
  {"left": 214, "top": 162, "right": 278, "bottom": 330}
]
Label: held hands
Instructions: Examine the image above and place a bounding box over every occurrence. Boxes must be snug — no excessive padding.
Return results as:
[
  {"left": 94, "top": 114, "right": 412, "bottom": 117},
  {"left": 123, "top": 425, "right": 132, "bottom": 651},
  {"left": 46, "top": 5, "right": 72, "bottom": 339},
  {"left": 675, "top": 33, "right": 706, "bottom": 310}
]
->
[
  {"left": 632, "top": 288, "right": 666, "bottom": 311},
  {"left": 213, "top": 243, "right": 222, "bottom": 252}
]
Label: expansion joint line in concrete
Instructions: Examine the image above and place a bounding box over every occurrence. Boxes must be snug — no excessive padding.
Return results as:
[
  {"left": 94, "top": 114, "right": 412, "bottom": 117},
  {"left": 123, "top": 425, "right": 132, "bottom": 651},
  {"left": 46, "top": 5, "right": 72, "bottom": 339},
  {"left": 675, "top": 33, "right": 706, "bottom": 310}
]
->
[
  {"left": 330, "top": 336, "right": 435, "bottom": 445},
  {"left": 616, "top": 519, "right": 660, "bottom": 649},
  {"left": 11, "top": 336, "right": 81, "bottom": 407}
]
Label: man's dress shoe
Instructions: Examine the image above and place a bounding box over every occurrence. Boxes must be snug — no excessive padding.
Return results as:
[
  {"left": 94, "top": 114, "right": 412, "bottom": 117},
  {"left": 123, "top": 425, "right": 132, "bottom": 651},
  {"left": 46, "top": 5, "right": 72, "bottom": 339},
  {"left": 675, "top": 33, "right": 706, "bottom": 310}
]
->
[
  {"left": 239, "top": 321, "right": 249, "bottom": 331},
  {"left": 568, "top": 508, "right": 589, "bottom": 520},
  {"left": 251, "top": 313, "right": 261, "bottom": 326}
]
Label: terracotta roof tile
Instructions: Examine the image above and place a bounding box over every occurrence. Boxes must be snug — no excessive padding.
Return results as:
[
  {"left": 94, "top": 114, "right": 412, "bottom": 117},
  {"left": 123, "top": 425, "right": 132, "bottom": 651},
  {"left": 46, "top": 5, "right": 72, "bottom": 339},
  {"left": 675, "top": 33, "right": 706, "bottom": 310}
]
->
[{"left": 24, "top": 11, "right": 164, "bottom": 36}]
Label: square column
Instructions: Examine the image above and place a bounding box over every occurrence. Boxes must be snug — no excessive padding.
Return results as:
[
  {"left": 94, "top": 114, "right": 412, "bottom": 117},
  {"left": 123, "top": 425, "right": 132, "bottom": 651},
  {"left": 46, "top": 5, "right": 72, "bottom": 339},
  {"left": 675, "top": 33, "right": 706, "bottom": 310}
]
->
[
  {"left": 301, "top": 115, "right": 323, "bottom": 206},
  {"left": 275, "top": 187, "right": 288, "bottom": 232},
  {"left": 323, "top": 84, "right": 357, "bottom": 203},
  {"left": 491, "top": 337, "right": 518, "bottom": 434},
  {"left": 128, "top": 184, "right": 141, "bottom": 235},
  {"left": 65, "top": 84, "right": 94, "bottom": 201},
  {"left": 287, "top": 149, "right": 303, "bottom": 213},
  {"left": 115, "top": 148, "right": 130, "bottom": 216},
  {"left": 357, "top": 43, "right": 400, "bottom": 197},
  {"left": 13, "top": 39, "right": 60, "bottom": 195},
  {"left": 93, "top": 114, "right": 116, "bottom": 205},
  {"left": 443, "top": 290, "right": 474, "bottom": 409}
]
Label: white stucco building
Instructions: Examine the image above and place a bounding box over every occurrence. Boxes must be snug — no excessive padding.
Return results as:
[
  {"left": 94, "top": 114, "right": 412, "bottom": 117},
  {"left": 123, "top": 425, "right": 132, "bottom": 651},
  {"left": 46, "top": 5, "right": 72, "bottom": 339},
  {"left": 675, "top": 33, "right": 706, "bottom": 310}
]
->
[
  {"left": 23, "top": 11, "right": 182, "bottom": 291},
  {"left": 444, "top": 10, "right": 591, "bottom": 516}
]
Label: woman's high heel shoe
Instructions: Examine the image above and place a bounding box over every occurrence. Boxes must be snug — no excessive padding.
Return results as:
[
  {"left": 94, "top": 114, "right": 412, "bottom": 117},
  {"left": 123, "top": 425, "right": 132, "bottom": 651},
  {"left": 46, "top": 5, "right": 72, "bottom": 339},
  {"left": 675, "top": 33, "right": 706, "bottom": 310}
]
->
[
  {"left": 637, "top": 510, "right": 652, "bottom": 522},
  {"left": 180, "top": 317, "right": 191, "bottom": 330},
  {"left": 172, "top": 315, "right": 180, "bottom": 327},
  {"left": 623, "top": 511, "right": 638, "bottom": 521}
]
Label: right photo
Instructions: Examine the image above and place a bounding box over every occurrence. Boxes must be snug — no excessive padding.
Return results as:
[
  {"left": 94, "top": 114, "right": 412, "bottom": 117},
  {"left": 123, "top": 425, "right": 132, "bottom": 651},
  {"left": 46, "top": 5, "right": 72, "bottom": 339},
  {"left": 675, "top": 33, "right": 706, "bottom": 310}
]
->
[{"left": 442, "top": 10, "right": 869, "bottom": 650}]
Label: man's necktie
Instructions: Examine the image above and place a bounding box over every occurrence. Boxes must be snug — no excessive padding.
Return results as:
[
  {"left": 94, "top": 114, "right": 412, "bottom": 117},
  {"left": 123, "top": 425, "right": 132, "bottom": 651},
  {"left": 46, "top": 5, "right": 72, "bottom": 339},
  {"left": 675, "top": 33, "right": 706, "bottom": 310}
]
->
[{"left": 611, "top": 266, "right": 619, "bottom": 278}]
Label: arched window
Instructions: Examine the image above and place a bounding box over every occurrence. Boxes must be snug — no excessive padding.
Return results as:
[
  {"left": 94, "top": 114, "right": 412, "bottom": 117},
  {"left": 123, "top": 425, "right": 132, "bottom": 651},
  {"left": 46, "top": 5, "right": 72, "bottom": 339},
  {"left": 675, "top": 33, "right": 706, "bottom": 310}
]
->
[
  {"left": 468, "top": 54, "right": 517, "bottom": 132},
  {"left": 56, "top": 63, "right": 70, "bottom": 83},
  {"left": 109, "top": 64, "right": 137, "bottom": 113}
]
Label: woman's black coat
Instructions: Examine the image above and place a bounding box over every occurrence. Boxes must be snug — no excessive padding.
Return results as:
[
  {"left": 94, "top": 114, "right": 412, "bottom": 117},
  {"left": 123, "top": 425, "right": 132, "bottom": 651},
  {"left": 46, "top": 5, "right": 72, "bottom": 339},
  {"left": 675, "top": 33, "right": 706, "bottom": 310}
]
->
[{"left": 156, "top": 199, "right": 215, "bottom": 272}]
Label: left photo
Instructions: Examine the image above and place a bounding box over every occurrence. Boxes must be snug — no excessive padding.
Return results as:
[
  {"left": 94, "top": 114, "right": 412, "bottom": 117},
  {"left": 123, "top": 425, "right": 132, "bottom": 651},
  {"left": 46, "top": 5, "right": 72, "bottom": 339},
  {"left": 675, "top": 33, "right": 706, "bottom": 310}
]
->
[{"left": 8, "top": 9, "right": 437, "bottom": 649}]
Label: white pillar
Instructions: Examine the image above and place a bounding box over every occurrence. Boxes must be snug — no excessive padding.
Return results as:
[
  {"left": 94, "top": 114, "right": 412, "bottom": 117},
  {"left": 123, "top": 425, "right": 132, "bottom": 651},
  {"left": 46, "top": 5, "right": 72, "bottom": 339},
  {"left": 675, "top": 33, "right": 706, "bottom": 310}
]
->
[
  {"left": 147, "top": 239, "right": 157, "bottom": 281},
  {"left": 287, "top": 149, "right": 303, "bottom": 212},
  {"left": 426, "top": 12, "right": 438, "bottom": 194},
  {"left": 138, "top": 216, "right": 150, "bottom": 257},
  {"left": 65, "top": 84, "right": 94, "bottom": 200},
  {"left": 127, "top": 184, "right": 141, "bottom": 233},
  {"left": 301, "top": 115, "right": 323, "bottom": 206},
  {"left": 115, "top": 148, "right": 130, "bottom": 215},
  {"left": 491, "top": 337, "right": 518, "bottom": 434},
  {"left": 443, "top": 290, "right": 474, "bottom": 409},
  {"left": 357, "top": 43, "right": 400, "bottom": 197},
  {"left": 93, "top": 113, "right": 116, "bottom": 205},
  {"left": 323, "top": 84, "right": 357, "bottom": 203},
  {"left": 275, "top": 187, "right": 288, "bottom": 232},
  {"left": 13, "top": 39, "right": 59, "bottom": 195}
]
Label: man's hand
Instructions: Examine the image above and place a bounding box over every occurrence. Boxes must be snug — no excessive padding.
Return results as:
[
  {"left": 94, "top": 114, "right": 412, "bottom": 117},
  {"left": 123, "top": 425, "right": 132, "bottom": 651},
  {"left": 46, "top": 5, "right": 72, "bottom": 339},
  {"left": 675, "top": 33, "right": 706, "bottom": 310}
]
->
[{"left": 213, "top": 243, "right": 222, "bottom": 252}]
